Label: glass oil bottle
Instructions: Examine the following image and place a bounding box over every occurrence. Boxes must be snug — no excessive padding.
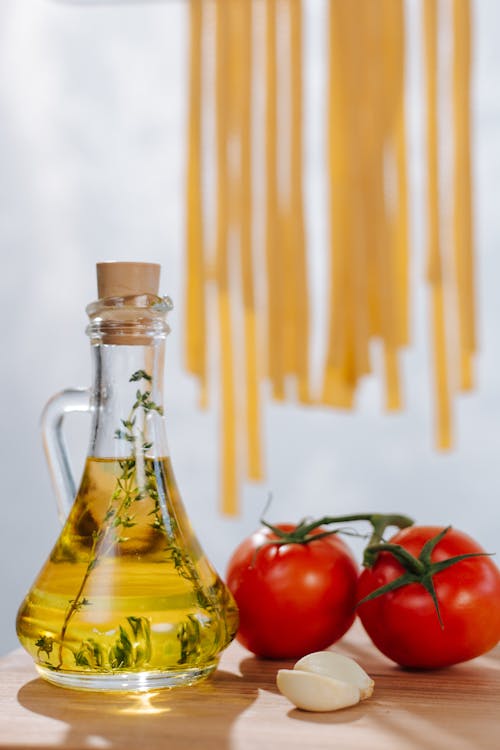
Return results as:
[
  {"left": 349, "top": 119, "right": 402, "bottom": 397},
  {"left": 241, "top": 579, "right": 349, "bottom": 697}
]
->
[{"left": 16, "top": 262, "right": 238, "bottom": 691}]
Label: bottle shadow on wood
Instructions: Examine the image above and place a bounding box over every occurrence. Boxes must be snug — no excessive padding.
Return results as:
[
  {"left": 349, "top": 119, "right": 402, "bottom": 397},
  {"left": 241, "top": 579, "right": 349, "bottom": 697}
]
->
[{"left": 17, "top": 667, "right": 257, "bottom": 750}]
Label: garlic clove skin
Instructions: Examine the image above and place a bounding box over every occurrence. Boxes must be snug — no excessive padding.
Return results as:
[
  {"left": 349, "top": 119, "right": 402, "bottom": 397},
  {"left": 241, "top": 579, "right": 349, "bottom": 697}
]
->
[
  {"left": 276, "top": 669, "right": 361, "bottom": 712},
  {"left": 294, "top": 651, "right": 374, "bottom": 700}
]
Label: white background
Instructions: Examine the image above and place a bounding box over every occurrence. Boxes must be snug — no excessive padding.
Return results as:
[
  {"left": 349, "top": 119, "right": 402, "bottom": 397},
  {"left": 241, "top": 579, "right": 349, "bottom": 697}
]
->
[{"left": 1, "top": 0, "right": 499, "bottom": 655}]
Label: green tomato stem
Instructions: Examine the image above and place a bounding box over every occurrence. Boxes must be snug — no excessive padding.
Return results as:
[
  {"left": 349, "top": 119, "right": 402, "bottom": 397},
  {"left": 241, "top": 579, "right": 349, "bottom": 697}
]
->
[
  {"left": 357, "top": 527, "right": 492, "bottom": 628},
  {"left": 259, "top": 513, "right": 414, "bottom": 549}
]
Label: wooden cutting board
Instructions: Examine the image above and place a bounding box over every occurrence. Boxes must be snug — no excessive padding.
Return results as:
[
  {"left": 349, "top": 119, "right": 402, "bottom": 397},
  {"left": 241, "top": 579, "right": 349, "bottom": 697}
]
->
[{"left": 1, "top": 622, "right": 498, "bottom": 750}]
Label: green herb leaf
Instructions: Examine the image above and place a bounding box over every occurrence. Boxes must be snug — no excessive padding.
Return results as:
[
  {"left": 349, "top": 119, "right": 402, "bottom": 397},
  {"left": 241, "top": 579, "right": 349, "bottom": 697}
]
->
[{"left": 130, "top": 370, "right": 152, "bottom": 383}]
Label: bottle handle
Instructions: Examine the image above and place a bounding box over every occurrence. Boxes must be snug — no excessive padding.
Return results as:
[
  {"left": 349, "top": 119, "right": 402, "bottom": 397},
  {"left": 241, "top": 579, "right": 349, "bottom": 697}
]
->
[{"left": 41, "top": 388, "right": 91, "bottom": 525}]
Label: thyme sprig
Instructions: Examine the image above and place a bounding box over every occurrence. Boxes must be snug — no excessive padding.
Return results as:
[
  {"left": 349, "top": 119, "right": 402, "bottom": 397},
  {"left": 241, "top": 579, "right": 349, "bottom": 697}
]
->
[
  {"left": 54, "top": 370, "right": 164, "bottom": 669},
  {"left": 74, "top": 616, "right": 152, "bottom": 669}
]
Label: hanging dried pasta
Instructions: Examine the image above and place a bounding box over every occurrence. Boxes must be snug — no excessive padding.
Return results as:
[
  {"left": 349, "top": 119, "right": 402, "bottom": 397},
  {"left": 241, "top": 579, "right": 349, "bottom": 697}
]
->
[{"left": 184, "top": 0, "right": 476, "bottom": 514}]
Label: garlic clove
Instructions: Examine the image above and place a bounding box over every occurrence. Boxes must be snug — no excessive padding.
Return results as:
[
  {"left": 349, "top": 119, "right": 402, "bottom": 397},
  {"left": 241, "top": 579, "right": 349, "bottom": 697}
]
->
[
  {"left": 294, "top": 651, "right": 374, "bottom": 700},
  {"left": 276, "top": 669, "right": 361, "bottom": 712}
]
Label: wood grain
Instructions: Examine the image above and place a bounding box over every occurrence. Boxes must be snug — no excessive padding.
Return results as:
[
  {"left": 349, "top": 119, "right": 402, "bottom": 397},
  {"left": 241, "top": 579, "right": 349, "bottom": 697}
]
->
[{"left": 1, "top": 622, "right": 498, "bottom": 750}]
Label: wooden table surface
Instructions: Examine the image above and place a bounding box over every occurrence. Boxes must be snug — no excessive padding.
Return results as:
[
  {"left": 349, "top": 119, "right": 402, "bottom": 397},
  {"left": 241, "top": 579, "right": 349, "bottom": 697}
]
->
[{"left": 1, "top": 622, "right": 498, "bottom": 750}]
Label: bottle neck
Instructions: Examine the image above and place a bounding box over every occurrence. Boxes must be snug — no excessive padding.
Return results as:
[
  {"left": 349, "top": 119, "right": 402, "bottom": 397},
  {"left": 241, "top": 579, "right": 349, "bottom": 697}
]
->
[{"left": 89, "top": 340, "right": 169, "bottom": 459}]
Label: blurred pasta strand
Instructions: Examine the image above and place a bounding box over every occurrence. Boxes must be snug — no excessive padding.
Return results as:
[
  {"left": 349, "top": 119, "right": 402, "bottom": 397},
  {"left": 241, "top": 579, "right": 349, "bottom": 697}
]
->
[{"left": 184, "top": 0, "right": 476, "bottom": 514}]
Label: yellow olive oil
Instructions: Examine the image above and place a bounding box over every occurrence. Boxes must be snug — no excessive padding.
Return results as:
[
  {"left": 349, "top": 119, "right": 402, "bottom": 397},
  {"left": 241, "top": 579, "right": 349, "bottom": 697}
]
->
[{"left": 17, "top": 456, "right": 238, "bottom": 687}]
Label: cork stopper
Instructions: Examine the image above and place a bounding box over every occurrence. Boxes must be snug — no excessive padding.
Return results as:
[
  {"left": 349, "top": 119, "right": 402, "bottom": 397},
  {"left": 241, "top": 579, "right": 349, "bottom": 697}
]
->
[{"left": 96, "top": 262, "right": 160, "bottom": 299}]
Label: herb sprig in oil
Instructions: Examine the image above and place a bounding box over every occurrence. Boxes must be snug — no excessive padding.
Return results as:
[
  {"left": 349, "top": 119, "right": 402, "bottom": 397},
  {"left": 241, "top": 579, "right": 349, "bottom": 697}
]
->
[{"left": 53, "top": 370, "right": 164, "bottom": 669}]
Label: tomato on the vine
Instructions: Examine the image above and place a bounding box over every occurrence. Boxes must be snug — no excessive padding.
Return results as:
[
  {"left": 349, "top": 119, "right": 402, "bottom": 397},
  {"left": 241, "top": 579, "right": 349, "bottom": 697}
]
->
[
  {"left": 357, "top": 526, "right": 500, "bottom": 669},
  {"left": 226, "top": 523, "right": 359, "bottom": 659}
]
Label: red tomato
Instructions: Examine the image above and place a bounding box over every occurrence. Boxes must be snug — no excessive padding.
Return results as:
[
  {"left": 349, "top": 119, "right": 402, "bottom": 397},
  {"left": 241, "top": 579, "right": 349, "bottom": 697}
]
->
[
  {"left": 357, "top": 526, "right": 500, "bottom": 668},
  {"left": 226, "top": 524, "right": 358, "bottom": 659}
]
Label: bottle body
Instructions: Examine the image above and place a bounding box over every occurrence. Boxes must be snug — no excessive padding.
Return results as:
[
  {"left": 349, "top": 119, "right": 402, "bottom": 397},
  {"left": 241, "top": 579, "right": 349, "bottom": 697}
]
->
[
  {"left": 17, "top": 456, "right": 237, "bottom": 689},
  {"left": 17, "top": 293, "right": 238, "bottom": 691}
]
